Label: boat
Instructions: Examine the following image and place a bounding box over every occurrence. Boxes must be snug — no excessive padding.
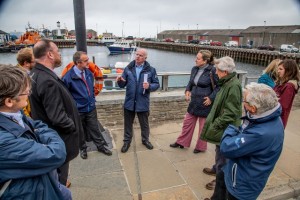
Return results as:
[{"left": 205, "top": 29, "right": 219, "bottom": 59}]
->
[
  {"left": 107, "top": 40, "right": 136, "bottom": 55},
  {"left": 14, "top": 23, "right": 41, "bottom": 45},
  {"left": 98, "top": 37, "right": 116, "bottom": 46}
]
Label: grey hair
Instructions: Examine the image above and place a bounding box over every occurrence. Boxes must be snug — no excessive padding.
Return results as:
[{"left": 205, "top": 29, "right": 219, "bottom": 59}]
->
[
  {"left": 244, "top": 82, "right": 278, "bottom": 115},
  {"left": 136, "top": 48, "right": 148, "bottom": 58},
  {"left": 0, "top": 64, "right": 31, "bottom": 106},
  {"left": 215, "top": 56, "right": 236, "bottom": 73},
  {"left": 73, "top": 51, "right": 87, "bottom": 65}
]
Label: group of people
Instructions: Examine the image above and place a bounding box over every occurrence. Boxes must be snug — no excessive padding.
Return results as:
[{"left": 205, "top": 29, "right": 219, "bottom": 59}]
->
[
  {"left": 0, "top": 39, "right": 159, "bottom": 199},
  {"left": 0, "top": 38, "right": 299, "bottom": 199},
  {"left": 170, "top": 51, "right": 299, "bottom": 200}
]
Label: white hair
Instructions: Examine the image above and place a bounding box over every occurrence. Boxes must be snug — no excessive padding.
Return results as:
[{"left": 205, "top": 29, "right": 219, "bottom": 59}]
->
[
  {"left": 244, "top": 82, "right": 279, "bottom": 115},
  {"left": 215, "top": 56, "right": 236, "bottom": 73}
]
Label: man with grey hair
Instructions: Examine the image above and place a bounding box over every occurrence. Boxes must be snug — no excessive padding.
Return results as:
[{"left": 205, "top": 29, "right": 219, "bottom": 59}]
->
[
  {"left": 208, "top": 82, "right": 284, "bottom": 200},
  {"left": 116, "top": 48, "right": 160, "bottom": 153},
  {"left": 201, "top": 56, "right": 242, "bottom": 192}
]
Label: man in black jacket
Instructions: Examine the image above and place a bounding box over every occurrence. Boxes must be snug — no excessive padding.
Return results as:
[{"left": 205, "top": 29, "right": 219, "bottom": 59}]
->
[{"left": 29, "top": 39, "right": 81, "bottom": 187}]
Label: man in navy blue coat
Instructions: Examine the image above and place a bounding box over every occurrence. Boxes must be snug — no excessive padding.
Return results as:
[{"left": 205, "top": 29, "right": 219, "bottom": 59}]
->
[
  {"left": 116, "top": 48, "right": 160, "bottom": 153},
  {"left": 62, "top": 51, "right": 112, "bottom": 159}
]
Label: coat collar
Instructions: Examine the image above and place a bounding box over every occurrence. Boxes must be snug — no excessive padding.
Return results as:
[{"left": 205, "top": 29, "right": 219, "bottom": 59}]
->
[{"left": 0, "top": 113, "right": 33, "bottom": 138}]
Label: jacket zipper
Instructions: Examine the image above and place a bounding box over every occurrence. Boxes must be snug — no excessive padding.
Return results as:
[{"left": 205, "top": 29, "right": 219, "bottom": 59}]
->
[{"left": 232, "top": 163, "right": 237, "bottom": 188}]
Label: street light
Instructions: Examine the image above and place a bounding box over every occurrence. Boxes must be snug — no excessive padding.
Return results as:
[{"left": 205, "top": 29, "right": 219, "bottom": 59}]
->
[
  {"left": 197, "top": 24, "right": 198, "bottom": 30},
  {"left": 178, "top": 24, "right": 180, "bottom": 30},
  {"left": 262, "top": 20, "right": 266, "bottom": 45}
]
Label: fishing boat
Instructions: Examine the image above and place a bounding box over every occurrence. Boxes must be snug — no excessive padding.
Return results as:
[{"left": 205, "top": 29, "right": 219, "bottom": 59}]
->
[
  {"left": 14, "top": 23, "right": 41, "bottom": 45},
  {"left": 107, "top": 40, "right": 136, "bottom": 55}
]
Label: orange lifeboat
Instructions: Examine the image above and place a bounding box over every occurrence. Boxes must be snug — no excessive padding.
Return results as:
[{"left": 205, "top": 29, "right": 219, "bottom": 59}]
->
[{"left": 61, "top": 62, "right": 104, "bottom": 96}]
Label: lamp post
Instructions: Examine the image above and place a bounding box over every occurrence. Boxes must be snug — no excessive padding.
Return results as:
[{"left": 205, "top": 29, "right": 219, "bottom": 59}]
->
[
  {"left": 262, "top": 20, "right": 266, "bottom": 45},
  {"left": 178, "top": 24, "right": 180, "bottom": 30},
  {"left": 122, "top": 21, "right": 124, "bottom": 38},
  {"left": 197, "top": 24, "right": 198, "bottom": 30}
]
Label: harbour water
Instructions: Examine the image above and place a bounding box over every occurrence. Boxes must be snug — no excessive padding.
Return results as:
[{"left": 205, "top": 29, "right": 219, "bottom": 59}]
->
[{"left": 0, "top": 46, "right": 264, "bottom": 87}]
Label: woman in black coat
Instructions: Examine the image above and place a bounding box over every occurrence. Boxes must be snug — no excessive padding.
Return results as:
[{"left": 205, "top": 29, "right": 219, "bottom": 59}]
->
[{"left": 170, "top": 50, "right": 219, "bottom": 153}]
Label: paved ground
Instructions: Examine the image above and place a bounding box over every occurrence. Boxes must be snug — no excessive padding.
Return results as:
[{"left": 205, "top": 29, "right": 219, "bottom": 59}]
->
[{"left": 68, "top": 107, "right": 300, "bottom": 200}]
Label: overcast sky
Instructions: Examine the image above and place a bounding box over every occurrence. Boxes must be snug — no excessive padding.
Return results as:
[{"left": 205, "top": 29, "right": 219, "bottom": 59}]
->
[{"left": 0, "top": 0, "right": 299, "bottom": 38}]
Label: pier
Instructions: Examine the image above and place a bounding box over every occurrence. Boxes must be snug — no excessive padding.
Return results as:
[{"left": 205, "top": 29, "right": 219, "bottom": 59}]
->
[{"left": 139, "top": 41, "right": 300, "bottom": 67}]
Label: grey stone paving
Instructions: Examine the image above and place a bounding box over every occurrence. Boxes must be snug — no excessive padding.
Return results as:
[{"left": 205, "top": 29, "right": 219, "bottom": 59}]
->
[{"left": 69, "top": 109, "right": 300, "bottom": 200}]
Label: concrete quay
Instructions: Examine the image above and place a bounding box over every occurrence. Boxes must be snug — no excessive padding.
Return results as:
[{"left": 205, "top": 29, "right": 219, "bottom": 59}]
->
[{"left": 68, "top": 91, "right": 300, "bottom": 200}]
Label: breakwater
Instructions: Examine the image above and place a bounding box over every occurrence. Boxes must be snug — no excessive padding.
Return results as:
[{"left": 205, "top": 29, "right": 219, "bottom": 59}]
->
[{"left": 139, "top": 41, "right": 300, "bottom": 67}]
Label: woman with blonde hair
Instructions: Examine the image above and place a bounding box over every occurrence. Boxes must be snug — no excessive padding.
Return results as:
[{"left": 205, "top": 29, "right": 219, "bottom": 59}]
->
[
  {"left": 258, "top": 58, "right": 281, "bottom": 88},
  {"left": 274, "top": 59, "right": 300, "bottom": 128}
]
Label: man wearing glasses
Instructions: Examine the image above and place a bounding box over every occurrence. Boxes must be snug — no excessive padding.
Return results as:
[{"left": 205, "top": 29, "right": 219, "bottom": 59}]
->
[{"left": 0, "top": 64, "right": 71, "bottom": 199}]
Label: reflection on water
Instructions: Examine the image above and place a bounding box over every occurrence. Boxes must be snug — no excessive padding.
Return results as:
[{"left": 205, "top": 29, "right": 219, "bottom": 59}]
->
[{"left": 1, "top": 46, "right": 264, "bottom": 87}]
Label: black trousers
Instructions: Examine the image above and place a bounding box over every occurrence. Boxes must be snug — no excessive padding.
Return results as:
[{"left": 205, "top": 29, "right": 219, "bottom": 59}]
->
[
  {"left": 58, "top": 161, "right": 69, "bottom": 186},
  {"left": 123, "top": 108, "right": 149, "bottom": 144},
  {"left": 79, "top": 108, "right": 107, "bottom": 150},
  {"left": 211, "top": 170, "right": 238, "bottom": 200}
]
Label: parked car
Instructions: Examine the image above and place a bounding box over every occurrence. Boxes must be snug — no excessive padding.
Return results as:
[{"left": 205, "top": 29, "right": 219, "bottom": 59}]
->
[
  {"left": 238, "top": 44, "right": 252, "bottom": 49},
  {"left": 224, "top": 41, "right": 238, "bottom": 47},
  {"left": 210, "top": 41, "right": 222, "bottom": 46},
  {"left": 163, "top": 38, "right": 174, "bottom": 42},
  {"left": 280, "top": 44, "right": 299, "bottom": 53},
  {"left": 257, "top": 45, "right": 275, "bottom": 51},
  {"left": 199, "top": 40, "right": 210, "bottom": 45},
  {"left": 188, "top": 39, "right": 199, "bottom": 44},
  {"left": 125, "top": 36, "right": 134, "bottom": 40}
]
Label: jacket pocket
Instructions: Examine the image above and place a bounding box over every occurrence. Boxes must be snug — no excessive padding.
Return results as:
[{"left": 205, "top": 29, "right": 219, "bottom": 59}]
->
[{"left": 231, "top": 163, "right": 238, "bottom": 188}]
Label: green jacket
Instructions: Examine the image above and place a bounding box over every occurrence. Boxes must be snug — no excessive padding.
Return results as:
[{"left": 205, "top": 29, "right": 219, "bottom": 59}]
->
[{"left": 200, "top": 72, "right": 242, "bottom": 145}]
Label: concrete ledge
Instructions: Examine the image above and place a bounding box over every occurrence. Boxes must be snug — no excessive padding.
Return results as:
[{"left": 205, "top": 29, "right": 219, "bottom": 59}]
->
[{"left": 259, "top": 180, "right": 300, "bottom": 200}]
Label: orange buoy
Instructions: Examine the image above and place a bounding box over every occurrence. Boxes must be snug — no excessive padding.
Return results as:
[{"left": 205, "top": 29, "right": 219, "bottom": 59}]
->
[{"left": 61, "top": 62, "right": 103, "bottom": 96}]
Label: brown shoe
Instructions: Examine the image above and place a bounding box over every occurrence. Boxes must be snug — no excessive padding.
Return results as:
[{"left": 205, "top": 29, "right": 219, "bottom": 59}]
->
[
  {"left": 66, "top": 180, "right": 71, "bottom": 188},
  {"left": 205, "top": 179, "right": 216, "bottom": 190},
  {"left": 203, "top": 167, "right": 216, "bottom": 176}
]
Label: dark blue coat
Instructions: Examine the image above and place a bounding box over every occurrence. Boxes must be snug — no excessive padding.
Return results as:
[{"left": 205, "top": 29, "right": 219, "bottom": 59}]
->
[
  {"left": 220, "top": 105, "right": 284, "bottom": 200},
  {"left": 0, "top": 113, "right": 66, "bottom": 199},
  {"left": 62, "top": 66, "right": 96, "bottom": 113},
  {"left": 117, "top": 60, "right": 160, "bottom": 112},
  {"left": 186, "top": 65, "right": 219, "bottom": 117}
]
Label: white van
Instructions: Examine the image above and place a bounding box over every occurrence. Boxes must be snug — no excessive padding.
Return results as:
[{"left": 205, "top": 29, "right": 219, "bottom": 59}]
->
[
  {"left": 280, "top": 44, "right": 299, "bottom": 53},
  {"left": 224, "top": 41, "right": 238, "bottom": 47}
]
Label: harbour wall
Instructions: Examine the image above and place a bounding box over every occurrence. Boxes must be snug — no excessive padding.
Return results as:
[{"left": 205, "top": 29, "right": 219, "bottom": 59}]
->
[
  {"left": 139, "top": 41, "right": 300, "bottom": 67},
  {"left": 95, "top": 89, "right": 300, "bottom": 129}
]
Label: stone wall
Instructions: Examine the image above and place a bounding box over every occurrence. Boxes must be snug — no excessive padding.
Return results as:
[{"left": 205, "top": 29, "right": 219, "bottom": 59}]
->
[{"left": 96, "top": 94, "right": 188, "bottom": 129}]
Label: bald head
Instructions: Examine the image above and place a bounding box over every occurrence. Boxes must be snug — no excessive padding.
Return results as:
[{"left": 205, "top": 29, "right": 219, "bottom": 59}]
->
[{"left": 33, "top": 39, "right": 61, "bottom": 69}]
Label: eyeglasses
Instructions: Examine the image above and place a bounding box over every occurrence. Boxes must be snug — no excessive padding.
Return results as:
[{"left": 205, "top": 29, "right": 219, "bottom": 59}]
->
[{"left": 19, "top": 89, "right": 32, "bottom": 96}]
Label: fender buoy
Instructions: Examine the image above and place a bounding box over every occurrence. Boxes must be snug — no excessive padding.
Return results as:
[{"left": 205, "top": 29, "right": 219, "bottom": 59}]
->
[{"left": 61, "top": 62, "right": 103, "bottom": 96}]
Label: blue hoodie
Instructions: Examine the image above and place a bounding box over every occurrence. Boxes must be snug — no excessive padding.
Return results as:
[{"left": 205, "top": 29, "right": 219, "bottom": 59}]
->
[{"left": 220, "top": 104, "right": 284, "bottom": 200}]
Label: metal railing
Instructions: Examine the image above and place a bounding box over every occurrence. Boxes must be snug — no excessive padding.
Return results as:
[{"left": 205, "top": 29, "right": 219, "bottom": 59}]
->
[{"left": 101, "top": 70, "right": 249, "bottom": 91}]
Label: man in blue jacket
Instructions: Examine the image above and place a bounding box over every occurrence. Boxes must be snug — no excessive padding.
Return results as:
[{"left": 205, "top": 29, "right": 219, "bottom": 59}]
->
[
  {"left": 205, "top": 83, "right": 284, "bottom": 200},
  {"left": 116, "top": 48, "right": 160, "bottom": 153},
  {"left": 62, "top": 51, "right": 112, "bottom": 159},
  {"left": 0, "top": 64, "right": 70, "bottom": 199}
]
